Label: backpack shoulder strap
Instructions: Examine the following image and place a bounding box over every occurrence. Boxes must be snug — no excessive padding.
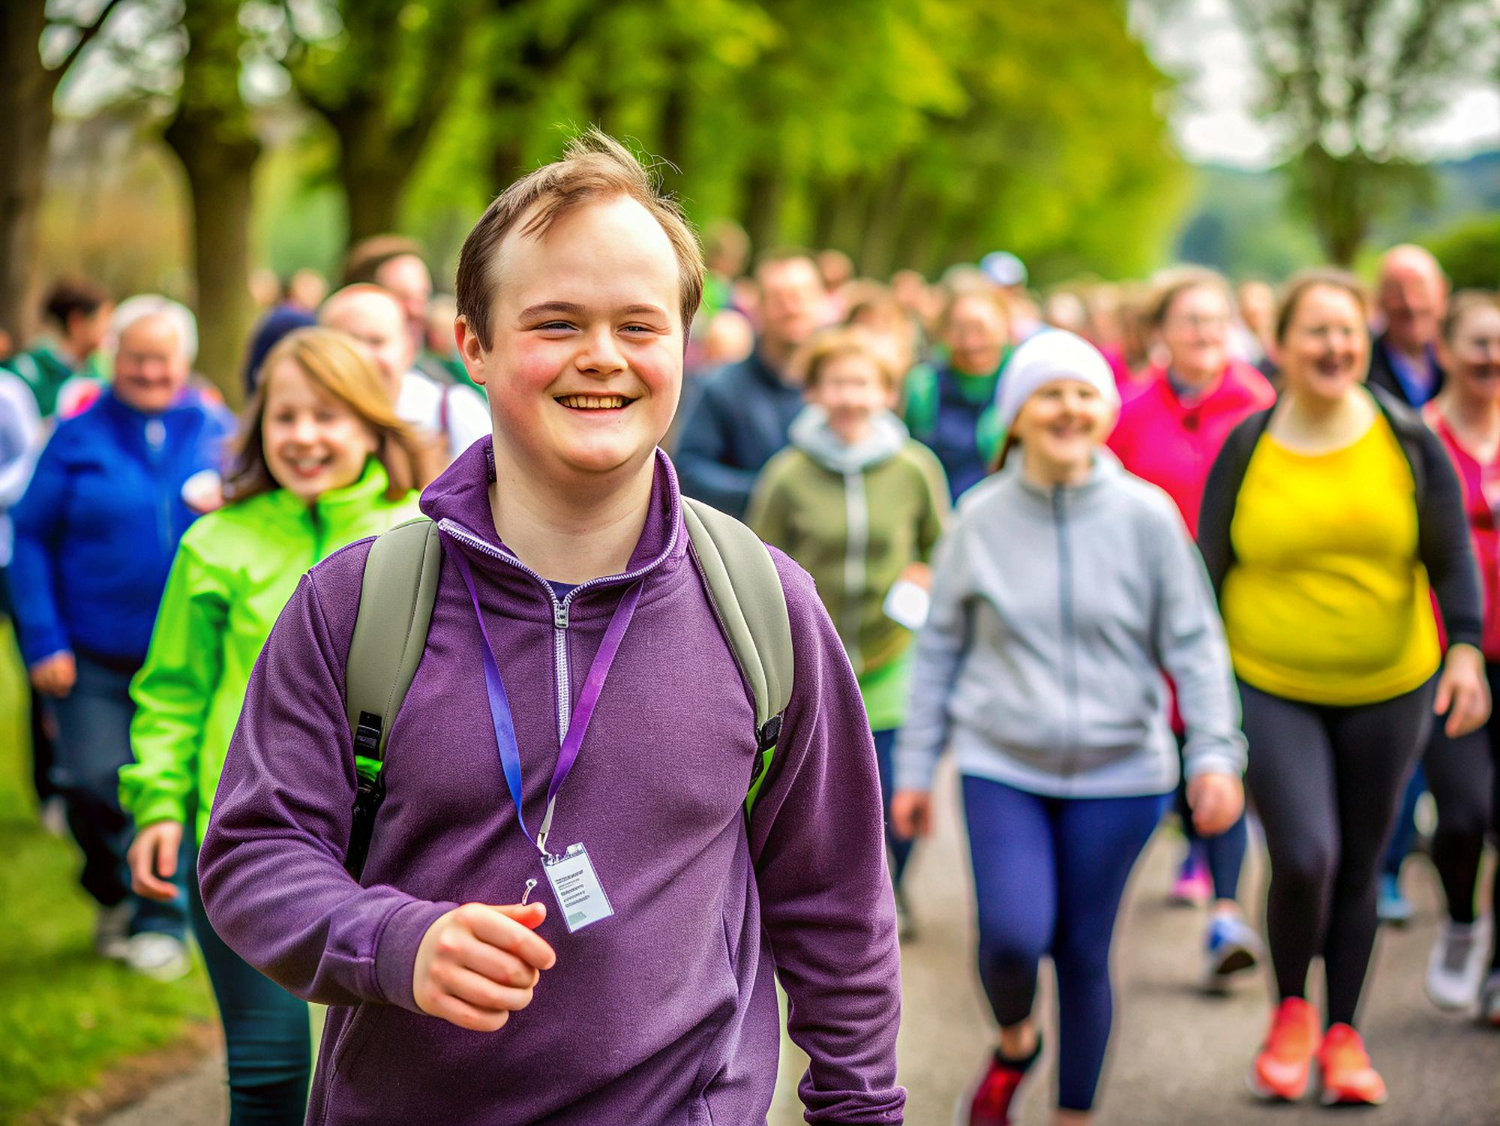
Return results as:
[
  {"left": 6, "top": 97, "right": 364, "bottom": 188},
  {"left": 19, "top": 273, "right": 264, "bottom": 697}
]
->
[
  {"left": 343, "top": 517, "right": 442, "bottom": 877},
  {"left": 682, "top": 496, "right": 794, "bottom": 814}
]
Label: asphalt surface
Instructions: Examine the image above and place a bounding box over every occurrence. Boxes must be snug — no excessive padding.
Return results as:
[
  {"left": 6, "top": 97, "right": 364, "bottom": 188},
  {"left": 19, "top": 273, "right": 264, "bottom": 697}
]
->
[{"left": 103, "top": 762, "right": 1498, "bottom": 1126}]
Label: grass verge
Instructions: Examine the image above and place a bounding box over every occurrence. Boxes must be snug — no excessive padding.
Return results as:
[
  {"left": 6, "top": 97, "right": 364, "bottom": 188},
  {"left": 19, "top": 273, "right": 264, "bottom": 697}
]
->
[{"left": 0, "top": 622, "right": 213, "bottom": 1124}]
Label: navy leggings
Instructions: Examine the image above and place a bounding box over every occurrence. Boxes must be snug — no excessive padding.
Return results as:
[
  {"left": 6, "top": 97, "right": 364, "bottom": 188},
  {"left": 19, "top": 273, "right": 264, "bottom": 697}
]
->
[
  {"left": 1174, "top": 744, "right": 1249, "bottom": 899},
  {"left": 189, "top": 856, "right": 311, "bottom": 1125},
  {"left": 873, "top": 728, "right": 913, "bottom": 886},
  {"left": 962, "top": 775, "right": 1167, "bottom": 1112}
]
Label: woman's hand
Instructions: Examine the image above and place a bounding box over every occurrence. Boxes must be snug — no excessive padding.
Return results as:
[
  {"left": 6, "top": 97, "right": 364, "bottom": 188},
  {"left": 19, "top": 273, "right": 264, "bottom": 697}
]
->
[
  {"left": 30, "top": 651, "right": 76, "bottom": 697},
  {"left": 128, "top": 820, "right": 184, "bottom": 900},
  {"left": 1186, "top": 772, "right": 1244, "bottom": 837},
  {"left": 413, "top": 902, "right": 556, "bottom": 1031},
  {"left": 1435, "top": 643, "right": 1490, "bottom": 738},
  {"left": 890, "top": 790, "right": 933, "bottom": 839}
]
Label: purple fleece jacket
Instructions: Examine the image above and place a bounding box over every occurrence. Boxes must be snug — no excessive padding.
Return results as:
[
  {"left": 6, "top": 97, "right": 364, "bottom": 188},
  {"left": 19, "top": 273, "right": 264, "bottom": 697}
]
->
[{"left": 199, "top": 440, "right": 904, "bottom": 1125}]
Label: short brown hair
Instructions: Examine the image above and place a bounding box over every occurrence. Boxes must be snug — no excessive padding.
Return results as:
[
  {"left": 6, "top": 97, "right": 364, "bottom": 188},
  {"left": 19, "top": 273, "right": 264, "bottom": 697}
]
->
[
  {"left": 1443, "top": 290, "right": 1500, "bottom": 343},
  {"left": 343, "top": 236, "right": 428, "bottom": 288},
  {"left": 1276, "top": 268, "right": 1368, "bottom": 343},
  {"left": 225, "top": 328, "right": 441, "bottom": 503},
  {"left": 799, "top": 328, "right": 897, "bottom": 391},
  {"left": 455, "top": 129, "right": 704, "bottom": 348},
  {"left": 937, "top": 286, "right": 1010, "bottom": 338},
  {"left": 1145, "top": 266, "right": 1230, "bottom": 327},
  {"left": 43, "top": 278, "right": 110, "bottom": 327}
]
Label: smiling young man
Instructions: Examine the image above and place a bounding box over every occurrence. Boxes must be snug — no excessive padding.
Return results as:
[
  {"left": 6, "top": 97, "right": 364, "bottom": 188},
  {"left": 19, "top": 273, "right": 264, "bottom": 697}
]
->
[{"left": 198, "top": 131, "right": 905, "bottom": 1125}]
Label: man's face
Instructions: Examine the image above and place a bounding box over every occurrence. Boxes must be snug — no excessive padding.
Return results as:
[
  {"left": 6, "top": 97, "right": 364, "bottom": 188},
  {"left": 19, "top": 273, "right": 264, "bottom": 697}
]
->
[
  {"left": 376, "top": 255, "right": 433, "bottom": 348},
  {"left": 756, "top": 259, "right": 827, "bottom": 352},
  {"left": 1379, "top": 258, "right": 1445, "bottom": 354},
  {"left": 113, "top": 316, "right": 189, "bottom": 413},
  {"left": 459, "top": 195, "right": 683, "bottom": 484},
  {"left": 321, "top": 291, "right": 415, "bottom": 388}
]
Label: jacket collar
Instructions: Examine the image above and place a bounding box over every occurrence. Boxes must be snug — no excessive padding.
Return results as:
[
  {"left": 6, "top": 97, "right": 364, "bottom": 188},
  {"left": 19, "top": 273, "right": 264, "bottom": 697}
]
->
[
  {"left": 788, "top": 406, "right": 908, "bottom": 473},
  {"left": 420, "top": 439, "right": 687, "bottom": 607},
  {"left": 262, "top": 459, "right": 394, "bottom": 523},
  {"left": 1009, "top": 446, "right": 1124, "bottom": 504}
]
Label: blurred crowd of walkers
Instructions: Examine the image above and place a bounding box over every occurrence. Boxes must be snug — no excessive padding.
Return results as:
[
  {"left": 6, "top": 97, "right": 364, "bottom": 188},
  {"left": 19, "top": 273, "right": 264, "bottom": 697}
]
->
[{"left": 1, "top": 136, "right": 1498, "bottom": 1126}]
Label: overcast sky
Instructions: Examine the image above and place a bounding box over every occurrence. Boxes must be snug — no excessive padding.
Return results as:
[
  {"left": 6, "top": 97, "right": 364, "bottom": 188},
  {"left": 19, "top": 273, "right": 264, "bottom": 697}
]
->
[{"left": 1136, "top": 0, "right": 1500, "bottom": 168}]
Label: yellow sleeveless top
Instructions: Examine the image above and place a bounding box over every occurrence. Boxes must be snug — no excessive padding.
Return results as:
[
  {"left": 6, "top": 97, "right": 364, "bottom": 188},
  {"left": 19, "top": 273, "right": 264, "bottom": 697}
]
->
[{"left": 1221, "top": 415, "right": 1439, "bottom": 705}]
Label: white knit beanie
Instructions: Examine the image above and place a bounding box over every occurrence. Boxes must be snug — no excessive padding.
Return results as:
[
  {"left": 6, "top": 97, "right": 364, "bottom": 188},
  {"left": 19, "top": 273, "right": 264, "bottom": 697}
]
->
[{"left": 995, "top": 328, "right": 1118, "bottom": 431}]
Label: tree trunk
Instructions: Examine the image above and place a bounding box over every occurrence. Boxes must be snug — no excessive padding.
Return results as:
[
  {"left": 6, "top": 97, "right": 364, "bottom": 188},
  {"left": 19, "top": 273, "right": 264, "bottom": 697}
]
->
[
  {"left": 858, "top": 158, "right": 912, "bottom": 279},
  {"left": 0, "top": 1, "right": 57, "bottom": 342},
  {"left": 340, "top": 116, "right": 408, "bottom": 243},
  {"left": 165, "top": 122, "right": 259, "bottom": 409},
  {"left": 164, "top": 0, "right": 260, "bottom": 409},
  {"left": 741, "top": 167, "right": 784, "bottom": 255}
]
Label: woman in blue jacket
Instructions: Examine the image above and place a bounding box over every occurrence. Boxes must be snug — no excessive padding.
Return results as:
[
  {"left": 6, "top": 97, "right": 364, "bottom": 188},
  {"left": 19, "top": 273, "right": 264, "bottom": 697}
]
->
[{"left": 9, "top": 296, "right": 233, "bottom": 979}]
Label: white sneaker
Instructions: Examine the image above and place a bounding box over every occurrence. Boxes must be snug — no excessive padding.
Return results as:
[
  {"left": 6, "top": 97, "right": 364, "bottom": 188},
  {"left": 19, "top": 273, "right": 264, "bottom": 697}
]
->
[
  {"left": 1425, "top": 918, "right": 1490, "bottom": 1011},
  {"left": 93, "top": 903, "right": 131, "bottom": 960},
  {"left": 124, "top": 932, "right": 191, "bottom": 981}
]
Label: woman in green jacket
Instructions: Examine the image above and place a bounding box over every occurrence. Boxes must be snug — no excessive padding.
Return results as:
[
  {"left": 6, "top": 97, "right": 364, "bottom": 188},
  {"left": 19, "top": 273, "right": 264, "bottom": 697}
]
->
[
  {"left": 749, "top": 328, "right": 950, "bottom": 935},
  {"left": 121, "top": 328, "right": 439, "bottom": 1125}
]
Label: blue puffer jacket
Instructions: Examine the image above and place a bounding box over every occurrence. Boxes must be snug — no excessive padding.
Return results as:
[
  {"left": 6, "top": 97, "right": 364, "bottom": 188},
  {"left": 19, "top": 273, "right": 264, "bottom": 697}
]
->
[
  {"left": 674, "top": 350, "right": 804, "bottom": 518},
  {"left": 9, "top": 387, "right": 235, "bottom": 667}
]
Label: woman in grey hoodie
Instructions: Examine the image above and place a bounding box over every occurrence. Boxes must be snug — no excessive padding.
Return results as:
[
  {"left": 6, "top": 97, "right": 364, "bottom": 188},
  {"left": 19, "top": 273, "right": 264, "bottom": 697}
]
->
[{"left": 892, "top": 329, "right": 1247, "bottom": 1126}]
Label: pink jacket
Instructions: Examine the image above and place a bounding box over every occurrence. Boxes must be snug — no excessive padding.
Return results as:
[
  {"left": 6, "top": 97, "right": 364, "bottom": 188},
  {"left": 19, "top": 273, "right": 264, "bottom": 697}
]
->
[{"left": 1108, "top": 361, "right": 1276, "bottom": 536}]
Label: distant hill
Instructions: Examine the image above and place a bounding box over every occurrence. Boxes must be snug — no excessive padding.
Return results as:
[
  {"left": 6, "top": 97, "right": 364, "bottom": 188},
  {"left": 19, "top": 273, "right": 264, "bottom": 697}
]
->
[{"left": 1173, "top": 150, "right": 1500, "bottom": 279}]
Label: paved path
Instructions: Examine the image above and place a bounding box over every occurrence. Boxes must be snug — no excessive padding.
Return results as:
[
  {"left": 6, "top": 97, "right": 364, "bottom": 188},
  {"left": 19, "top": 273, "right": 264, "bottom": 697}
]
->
[{"left": 104, "top": 763, "right": 1498, "bottom": 1125}]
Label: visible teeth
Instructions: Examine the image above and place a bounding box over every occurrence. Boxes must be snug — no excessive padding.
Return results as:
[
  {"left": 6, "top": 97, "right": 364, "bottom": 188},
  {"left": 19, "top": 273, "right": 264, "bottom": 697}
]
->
[{"left": 558, "top": 394, "right": 629, "bottom": 409}]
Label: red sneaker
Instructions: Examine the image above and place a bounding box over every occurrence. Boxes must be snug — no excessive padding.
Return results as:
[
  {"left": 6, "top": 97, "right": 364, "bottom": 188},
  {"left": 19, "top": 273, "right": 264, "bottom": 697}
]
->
[
  {"left": 1248, "top": 997, "right": 1320, "bottom": 1101},
  {"left": 964, "top": 1043, "right": 1039, "bottom": 1126},
  {"left": 1318, "top": 1023, "right": 1387, "bottom": 1106}
]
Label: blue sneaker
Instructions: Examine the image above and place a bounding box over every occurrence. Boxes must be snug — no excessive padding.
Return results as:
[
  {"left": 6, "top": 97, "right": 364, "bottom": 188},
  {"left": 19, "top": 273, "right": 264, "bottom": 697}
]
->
[
  {"left": 1377, "top": 873, "right": 1413, "bottom": 926},
  {"left": 1203, "top": 912, "right": 1262, "bottom": 992}
]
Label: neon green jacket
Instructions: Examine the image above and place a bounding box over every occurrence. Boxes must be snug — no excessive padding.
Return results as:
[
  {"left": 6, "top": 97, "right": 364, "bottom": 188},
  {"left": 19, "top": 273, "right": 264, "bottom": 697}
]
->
[{"left": 120, "top": 461, "right": 421, "bottom": 842}]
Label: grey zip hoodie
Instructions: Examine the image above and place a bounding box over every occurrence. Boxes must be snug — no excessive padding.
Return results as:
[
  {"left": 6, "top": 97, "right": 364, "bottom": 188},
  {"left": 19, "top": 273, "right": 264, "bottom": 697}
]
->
[{"left": 894, "top": 451, "right": 1246, "bottom": 798}]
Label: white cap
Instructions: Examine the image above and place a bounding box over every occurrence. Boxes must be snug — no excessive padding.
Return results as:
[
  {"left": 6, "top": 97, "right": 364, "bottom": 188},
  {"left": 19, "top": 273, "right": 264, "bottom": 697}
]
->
[
  {"left": 980, "top": 250, "right": 1028, "bottom": 288},
  {"left": 995, "top": 328, "right": 1118, "bottom": 431}
]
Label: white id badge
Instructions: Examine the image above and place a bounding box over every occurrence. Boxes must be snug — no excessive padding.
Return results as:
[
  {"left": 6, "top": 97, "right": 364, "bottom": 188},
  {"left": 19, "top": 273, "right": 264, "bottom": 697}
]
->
[
  {"left": 882, "top": 578, "right": 931, "bottom": 631},
  {"left": 543, "top": 844, "right": 614, "bottom": 933}
]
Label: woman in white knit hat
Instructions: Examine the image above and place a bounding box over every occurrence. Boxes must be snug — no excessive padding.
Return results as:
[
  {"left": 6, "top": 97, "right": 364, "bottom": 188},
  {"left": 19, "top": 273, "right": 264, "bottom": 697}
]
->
[{"left": 892, "top": 329, "right": 1247, "bottom": 1126}]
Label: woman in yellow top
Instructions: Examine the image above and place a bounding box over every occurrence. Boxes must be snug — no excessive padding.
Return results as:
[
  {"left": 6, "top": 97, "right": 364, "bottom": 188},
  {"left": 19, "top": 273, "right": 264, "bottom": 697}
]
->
[{"left": 1198, "top": 270, "right": 1490, "bottom": 1108}]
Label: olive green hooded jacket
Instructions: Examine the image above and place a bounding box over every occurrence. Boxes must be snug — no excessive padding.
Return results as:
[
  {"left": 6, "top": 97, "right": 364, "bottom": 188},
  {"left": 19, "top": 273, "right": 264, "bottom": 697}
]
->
[{"left": 749, "top": 408, "right": 949, "bottom": 728}]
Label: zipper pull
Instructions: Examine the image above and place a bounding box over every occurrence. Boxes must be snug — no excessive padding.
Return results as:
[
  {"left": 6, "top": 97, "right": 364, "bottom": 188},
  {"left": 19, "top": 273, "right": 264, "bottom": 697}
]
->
[{"left": 554, "top": 600, "right": 568, "bottom": 629}]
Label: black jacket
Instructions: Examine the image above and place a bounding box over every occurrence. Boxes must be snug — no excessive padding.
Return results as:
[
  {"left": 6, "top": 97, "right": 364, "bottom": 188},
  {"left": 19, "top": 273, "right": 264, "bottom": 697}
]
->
[
  {"left": 1366, "top": 332, "right": 1446, "bottom": 407},
  {"left": 1197, "top": 383, "right": 1483, "bottom": 651},
  {"left": 674, "top": 350, "right": 804, "bottom": 518}
]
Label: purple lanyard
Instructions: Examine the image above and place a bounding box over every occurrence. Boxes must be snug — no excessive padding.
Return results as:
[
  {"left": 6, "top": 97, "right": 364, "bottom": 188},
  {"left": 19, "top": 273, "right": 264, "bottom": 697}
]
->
[{"left": 448, "top": 542, "right": 643, "bottom": 858}]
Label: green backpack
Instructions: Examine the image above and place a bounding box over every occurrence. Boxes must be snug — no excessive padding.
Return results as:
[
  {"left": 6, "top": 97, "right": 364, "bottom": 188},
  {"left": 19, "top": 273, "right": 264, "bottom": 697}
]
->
[{"left": 341, "top": 499, "right": 794, "bottom": 879}]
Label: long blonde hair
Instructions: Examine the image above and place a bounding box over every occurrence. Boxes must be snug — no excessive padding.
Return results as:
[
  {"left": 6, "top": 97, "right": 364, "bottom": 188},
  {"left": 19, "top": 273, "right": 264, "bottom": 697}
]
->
[{"left": 225, "top": 327, "right": 441, "bottom": 502}]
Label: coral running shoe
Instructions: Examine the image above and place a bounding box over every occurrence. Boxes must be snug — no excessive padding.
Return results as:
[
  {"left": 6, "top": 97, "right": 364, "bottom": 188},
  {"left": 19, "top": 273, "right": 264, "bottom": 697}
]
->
[
  {"left": 961, "top": 1041, "right": 1039, "bottom": 1126},
  {"left": 1248, "top": 997, "right": 1320, "bottom": 1101},
  {"left": 1317, "top": 1024, "right": 1386, "bottom": 1106}
]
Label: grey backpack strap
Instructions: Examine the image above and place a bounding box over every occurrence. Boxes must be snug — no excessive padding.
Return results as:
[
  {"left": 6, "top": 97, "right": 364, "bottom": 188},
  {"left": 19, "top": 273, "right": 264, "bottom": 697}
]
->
[
  {"left": 682, "top": 497, "right": 795, "bottom": 813},
  {"left": 343, "top": 517, "right": 443, "bottom": 877}
]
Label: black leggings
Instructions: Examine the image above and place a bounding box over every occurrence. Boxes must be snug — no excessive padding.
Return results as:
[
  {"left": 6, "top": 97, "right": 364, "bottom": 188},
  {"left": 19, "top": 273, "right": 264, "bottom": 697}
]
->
[
  {"left": 1240, "top": 677, "right": 1435, "bottom": 1027},
  {"left": 1423, "top": 662, "right": 1500, "bottom": 960}
]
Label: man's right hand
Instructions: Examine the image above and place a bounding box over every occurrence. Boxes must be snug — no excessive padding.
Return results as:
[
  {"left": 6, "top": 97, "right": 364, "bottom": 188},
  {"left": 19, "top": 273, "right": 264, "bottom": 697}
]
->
[
  {"left": 413, "top": 902, "right": 557, "bottom": 1031},
  {"left": 30, "top": 651, "right": 76, "bottom": 697}
]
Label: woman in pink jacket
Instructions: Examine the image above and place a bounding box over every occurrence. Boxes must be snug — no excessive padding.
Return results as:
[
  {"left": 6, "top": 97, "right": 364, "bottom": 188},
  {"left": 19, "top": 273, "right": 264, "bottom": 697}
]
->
[{"left": 1108, "top": 266, "right": 1274, "bottom": 992}]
